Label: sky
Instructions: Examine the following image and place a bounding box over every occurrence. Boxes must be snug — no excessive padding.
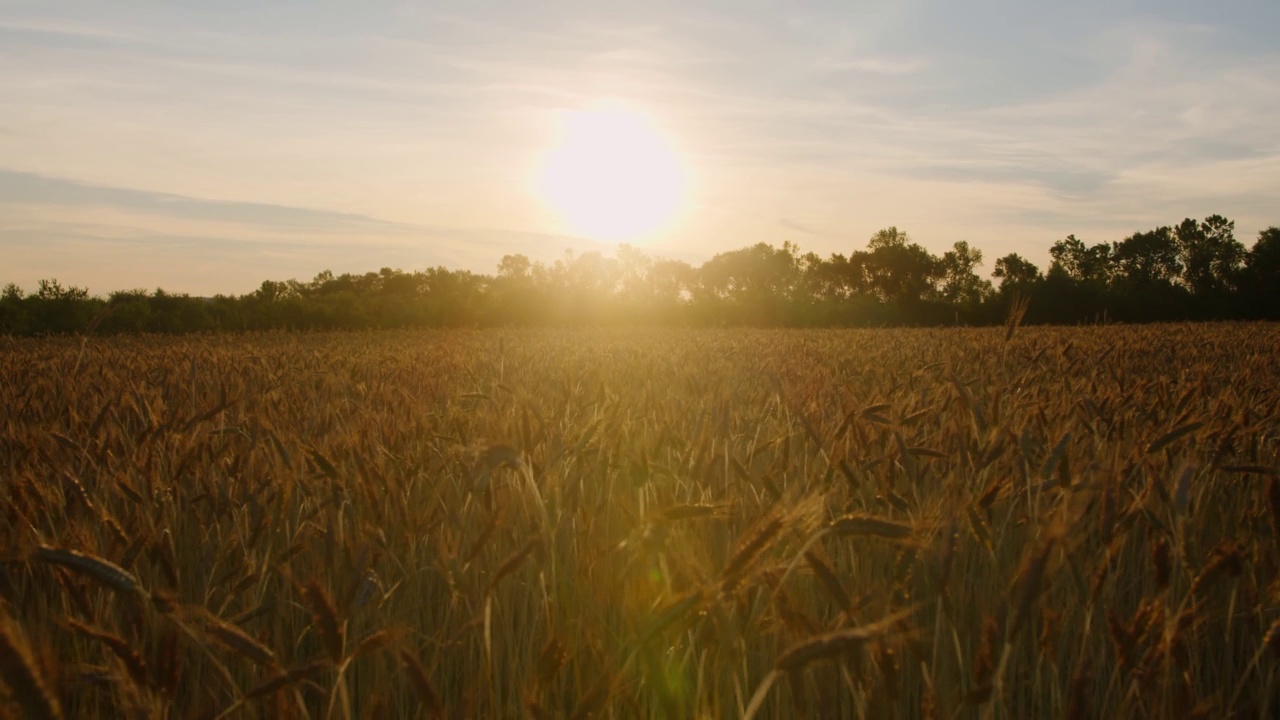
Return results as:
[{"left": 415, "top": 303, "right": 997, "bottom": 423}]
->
[{"left": 2, "top": 0, "right": 1278, "bottom": 296}]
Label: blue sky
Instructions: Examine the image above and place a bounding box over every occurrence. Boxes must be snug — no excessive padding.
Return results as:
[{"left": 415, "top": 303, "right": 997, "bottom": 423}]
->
[{"left": 2, "top": 0, "right": 1278, "bottom": 295}]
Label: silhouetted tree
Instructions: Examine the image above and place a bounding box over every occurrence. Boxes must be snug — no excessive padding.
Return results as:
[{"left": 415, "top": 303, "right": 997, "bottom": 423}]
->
[
  {"left": 992, "top": 253, "right": 1041, "bottom": 292},
  {"left": 1242, "top": 226, "right": 1280, "bottom": 319},
  {"left": 2, "top": 212, "right": 1272, "bottom": 334},
  {"left": 1113, "top": 227, "right": 1182, "bottom": 286},
  {"left": 1176, "top": 215, "right": 1246, "bottom": 298},
  {"left": 30, "top": 279, "right": 97, "bottom": 333},
  {"left": 1048, "top": 235, "right": 1113, "bottom": 285},
  {"left": 0, "top": 283, "right": 29, "bottom": 334},
  {"left": 1103, "top": 226, "right": 1189, "bottom": 321}
]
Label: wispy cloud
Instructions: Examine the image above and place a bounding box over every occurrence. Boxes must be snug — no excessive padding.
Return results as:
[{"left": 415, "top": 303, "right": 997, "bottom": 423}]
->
[
  {"left": 0, "top": 16, "right": 148, "bottom": 43},
  {"left": 779, "top": 218, "right": 820, "bottom": 236},
  {"left": 0, "top": 169, "right": 617, "bottom": 294},
  {"left": 814, "top": 56, "right": 929, "bottom": 75},
  {"left": 0, "top": 169, "right": 412, "bottom": 233}
]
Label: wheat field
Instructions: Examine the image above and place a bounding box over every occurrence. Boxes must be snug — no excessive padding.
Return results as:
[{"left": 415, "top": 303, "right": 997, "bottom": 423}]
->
[{"left": 1, "top": 324, "right": 1279, "bottom": 718}]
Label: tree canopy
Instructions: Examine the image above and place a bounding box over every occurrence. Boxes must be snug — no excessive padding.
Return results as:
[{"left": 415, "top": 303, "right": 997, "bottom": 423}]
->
[{"left": 3, "top": 215, "right": 1277, "bottom": 335}]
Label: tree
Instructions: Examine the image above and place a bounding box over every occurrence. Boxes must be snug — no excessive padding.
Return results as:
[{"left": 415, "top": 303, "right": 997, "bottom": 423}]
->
[
  {"left": 309, "top": 270, "right": 335, "bottom": 294},
  {"left": 1107, "top": 226, "right": 1189, "bottom": 321},
  {"left": 491, "top": 254, "right": 544, "bottom": 324},
  {"left": 1048, "top": 235, "right": 1112, "bottom": 285},
  {"left": 1176, "top": 215, "right": 1246, "bottom": 296},
  {"left": 615, "top": 243, "right": 654, "bottom": 314},
  {"left": 4, "top": 215, "right": 1278, "bottom": 333},
  {"left": 36, "top": 278, "right": 89, "bottom": 302},
  {"left": 1043, "top": 236, "right": 1114, "bottom": 322},
  {"left": 30, "top": 279, "right": 97, "bottom": 333},
  {"left": 867, "top": 226, "right": 912, "bottom": 251},
  {"left": 646, "top": 259, "right": 697, "bottom": 321},
  {"left": 252, "top": 280, "right": 290, "bottom": 303},
  {"left": 103, "top": 289, "right": 151, "bottom": 333},
  {"left": 856, "top": 228, "right": 942, "bottom": 304},
  {"left": 1242, "top": 226, "right": 1280, "bottom": 319},
  {"left": 379, "top": 268, "right": 421, "bottom": 297},
  {"left": 147, "top": 288, "right": 212, "bottom": 333},
  {"left": 697, "top": 242, "right": 800, "bottom": 324},
  {"left": 939, "top": 241, "right": 993, "bottom": 306},
  {"left": 497, "top": 254, "right": 533, "bottom": 280},
  {"left": 0, "top": 283, "right": 28, "bottom": 334},
  {"left": 1112, "top": 227, "right": 1181, "bottom": 286},
  {"left": 992, "top": 253, "right": 1041, "bottom": 291}
]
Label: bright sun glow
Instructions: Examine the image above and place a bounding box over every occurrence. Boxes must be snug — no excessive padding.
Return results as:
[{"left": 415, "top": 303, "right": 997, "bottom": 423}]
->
[{"left": 537, "top": 102, "right": 688, "bottom": 243}]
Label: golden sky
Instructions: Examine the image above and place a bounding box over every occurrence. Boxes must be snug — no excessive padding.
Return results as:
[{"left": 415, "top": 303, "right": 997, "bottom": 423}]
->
[{"left": 2, "top": 2, "right": 1279, "bottom": 294}]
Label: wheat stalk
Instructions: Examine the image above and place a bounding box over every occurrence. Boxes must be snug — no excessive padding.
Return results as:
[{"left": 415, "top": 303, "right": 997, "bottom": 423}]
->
[
  {"left": 34, "top": 546, "right": 144, "bottom": 597},
  {"left": 0, "top": 610, "right": 63, "bottom": 720}
]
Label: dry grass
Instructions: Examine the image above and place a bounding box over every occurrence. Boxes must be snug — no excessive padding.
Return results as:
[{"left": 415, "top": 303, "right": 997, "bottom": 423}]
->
[{"left": 1, "top": 324, "right": 1279, "bottom": 718}]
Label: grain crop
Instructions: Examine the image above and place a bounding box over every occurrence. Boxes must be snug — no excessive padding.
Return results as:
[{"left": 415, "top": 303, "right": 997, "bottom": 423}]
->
[{"left": 1, "top": 324, "right": 1278, "bottom": 717}]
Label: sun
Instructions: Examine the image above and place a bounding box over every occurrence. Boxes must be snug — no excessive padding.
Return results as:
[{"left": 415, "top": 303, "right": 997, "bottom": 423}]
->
[{"left": 537, "top": 102, "right": 688, "bottom": 243}]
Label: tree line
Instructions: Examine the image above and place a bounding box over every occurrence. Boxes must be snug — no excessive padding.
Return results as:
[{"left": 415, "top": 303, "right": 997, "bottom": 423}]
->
[{"left": 3, "top": 214, "right": 1277, "bottom": 334}]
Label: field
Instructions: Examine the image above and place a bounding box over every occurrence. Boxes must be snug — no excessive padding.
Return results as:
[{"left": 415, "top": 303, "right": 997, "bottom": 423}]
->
[{"left": 2, "top": 324, "right": 1279, "bottom": 719}]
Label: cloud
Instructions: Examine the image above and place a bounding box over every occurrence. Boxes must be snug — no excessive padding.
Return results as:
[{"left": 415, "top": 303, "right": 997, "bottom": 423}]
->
[
  {"left": 0, "top": 16, "right": 148, "bottom": 44},
  {"left": 779, "top": 218, "right": 820, "bottom": 236},
  {"left": 0, "top": 170, "right": 618, "bottom": 294},
  {"left": 892, "top": 162, "right": 1116, "bottom": 199},
  {"left": 813, "top": 56, "right": 929, "bottom": 76},
  {"left": 0, "top": 169, "right": 411, "bottom": 233}
]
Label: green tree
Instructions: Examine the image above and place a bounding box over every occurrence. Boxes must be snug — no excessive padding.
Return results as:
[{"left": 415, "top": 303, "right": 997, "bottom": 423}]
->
[
  {"left": 855, "top": 227, "right": 942, "bottom": 304},
  {"left": 939, "top": 241, "right": 993, "bottom": 306},
  {"left": 696, "top": 242, "right": 800, "bottom": 324}
]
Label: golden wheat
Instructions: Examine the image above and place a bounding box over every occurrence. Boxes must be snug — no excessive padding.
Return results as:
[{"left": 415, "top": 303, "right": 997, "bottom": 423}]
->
[{"left": 0, "top": 324, "right": 1276, "bottom": 717}]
